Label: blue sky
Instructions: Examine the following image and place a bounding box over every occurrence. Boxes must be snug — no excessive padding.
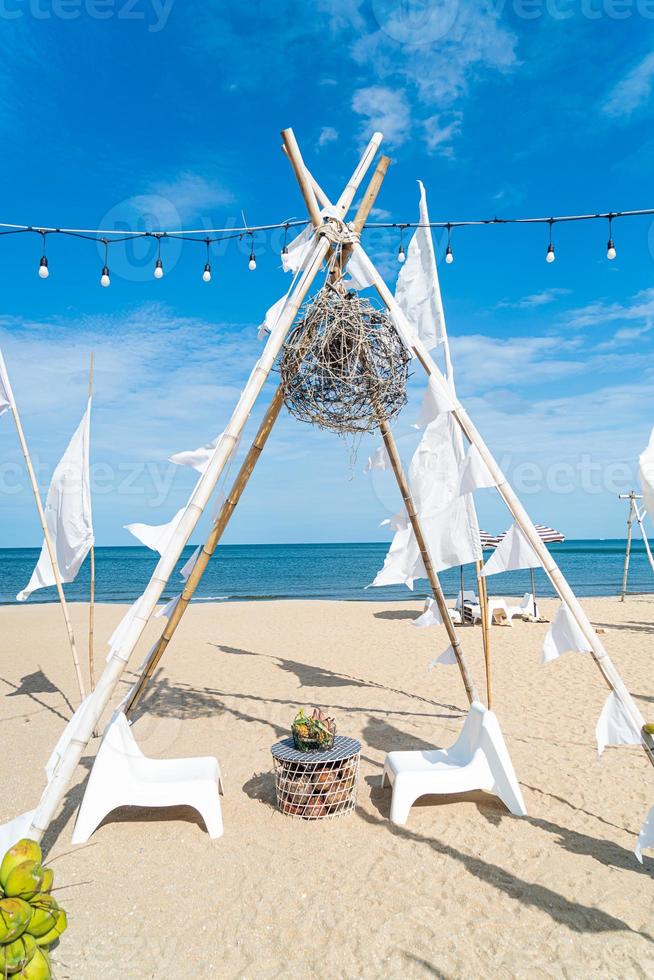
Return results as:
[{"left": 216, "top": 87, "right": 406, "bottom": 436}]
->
[{"left": 0, "top": 1, "right": 653, "bottom": 546}]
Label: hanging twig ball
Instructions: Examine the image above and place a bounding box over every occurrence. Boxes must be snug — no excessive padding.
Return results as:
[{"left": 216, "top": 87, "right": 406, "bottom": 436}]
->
[{"left": 279, "top": 288, "right": 410, "bottom": 434}]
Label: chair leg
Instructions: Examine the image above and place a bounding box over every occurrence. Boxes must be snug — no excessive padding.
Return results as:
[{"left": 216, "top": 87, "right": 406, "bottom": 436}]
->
[
  {"left": 72, "top": 796, "right": 118, "bottom": 845},
  {"left": 195, "top": 786, "right": 223, "bottom": 839},
  {"left": 389, "top": 780, "right": 415, "bottom": 826},
  {"left": 380, "top": 769, "right": 386, "bottom": 790}
]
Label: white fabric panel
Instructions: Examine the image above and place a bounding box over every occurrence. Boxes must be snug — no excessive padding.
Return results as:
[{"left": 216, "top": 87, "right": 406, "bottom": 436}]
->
[
  {"left": 155, "top": 593, "right": 181, "bottom": 620},
  {"left": 639, "top": 427, "right": 654, "bottom": 520},
  {"left": 480, "top": 523, "right": 540, "bottom": 577},
  {"left": 412, "top": 598, "right": 443, "bottom": 628},
  {"left": 345, "top": 250, "right": 375, "bottom": 291},
  {"left": 414, "top": 377, "right": 455, "bottom": 429},
  {"left": 635, "top": 805, "right": 654, "bottom": 863},
  {"left": 428, "top": 645, "right": 457, "bottom": 669},
  {"left": 17, "top": 400, "right": 94, "bottom": 601},
  {"left": 369, "top": 524, "right": 426, "bottom": 590},
  {"left": 541, "top": 602, "right": 592, "bottom": 664},
  {"left": 595, "top": 691, "right": 641, "bottom": 757},
  {"left": 258, "top": 292, "right": 290, "bottom": 340},
  {"left": 282, "top": 225, "right": 313, "bottom": 274},
  {"left": 0, "top": 348, "right": 15, "bottom": 416},
  {"left": 45, "top": 694, "right": 95, "bottom": 782},
  {"left": 457, "top": 444, "right": 497, "bottom": 496},
  {"left": 180, "top": 545, "right": 201, "bottom": 581},
  {"left": 125, "top": 507, "right": 185, "bottom": 555},
  {"left": 170, "top": 433, "right": 224, "bottom": 476},
  {"left": 394, "top": 181, "right": 445, "bottom": 352},
  {"left": 365, "top": 446, "right": 390, "bottom": 473}
]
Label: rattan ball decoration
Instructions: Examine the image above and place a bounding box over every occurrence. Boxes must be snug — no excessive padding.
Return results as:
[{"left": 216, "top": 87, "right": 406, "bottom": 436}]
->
[{"left": 279, "top": 288, "right": 410, "bottom": 434}]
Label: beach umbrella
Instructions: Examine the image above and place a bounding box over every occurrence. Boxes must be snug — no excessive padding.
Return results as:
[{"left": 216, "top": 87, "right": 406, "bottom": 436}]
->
[{"left": 493, "top": 523, "right": 565, "bottom": 617}]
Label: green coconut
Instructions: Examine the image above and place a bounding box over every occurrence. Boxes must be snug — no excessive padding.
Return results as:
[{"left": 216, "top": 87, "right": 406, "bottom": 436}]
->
[
  {"left": 15, "top": 947, "right": 50, "bottom": 980},
  {"left": 35, "top": 908, "right": 66, "bottom": 949},
  {"left": 37, "top": 869, "right": 53, "bottom": 896},
  {"left": 0, "top": 843, "right": 42, "bottom": 893},
  {"left": 0, "top": 898, "right": 33, "bottom": 943},
  {"left": 24, "top": 897, "right": 58, "bottom": 940},
  {"left": 3, "top": 864, "right": 45, "bottom": 903},
  {"left": 0, "top": 934, "right": 37, "bottom": 975}
]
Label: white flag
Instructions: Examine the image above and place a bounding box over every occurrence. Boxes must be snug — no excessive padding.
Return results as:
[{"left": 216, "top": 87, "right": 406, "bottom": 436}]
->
[
  {"left": 395, "top": 181, "right": 445, "bottom": 352},
  {"left": 635, "top": 805, "right": 654, "bottom": 863},
  {"left": 428, "top": 645, "right": 457, "bottom": 669},
  {"left": 125, "top": 508, "right": 185, "bottom": 555},
  {"left": 155, "top": 593, "right": 181, "bottom": 620},
  {"left": 170, "top": 433, "right": 224, "bottom": 476},
  {"left": 18, "top": 400, "right": 94, "bottom": 601},
  {"left": 364, "top": 445, "right": 390, "bottom": 473},
  {"left": 0, "top": 348, "right": 15, "bottom": 417},
  {"left": 412, "top": 598, "right": 443, "bottom": 629},
  {"left": 640, "top": 427, "right": 654, "bottom": 520},
  {"left": 541, "top": 603, "right": 591, "bottom": 665},
  {"left": 595, "top": 691, "right": 641, "bottom": 758},
  {"left": 457, "top": 445, "right": 497, "bottom": 496},
  {"left": 481, "top": 523, "right": 540, "bottom": 577},
  {"left": 413, "top": 377, "right": 455, "bottom": 429}
]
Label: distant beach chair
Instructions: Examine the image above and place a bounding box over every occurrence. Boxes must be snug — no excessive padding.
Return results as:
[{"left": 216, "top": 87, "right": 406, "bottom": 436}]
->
[
  {"left": 506, "top": 593, "right": 536, "bottom": 622},
  {"left": 454, "top": 589, "right": 477, "bottom": 612},
  {"left": 380, "top": 702, "right": 526, "bottom": 826},
  {"left": 72, "top": 712, "right": 224, "bottom": 844}
]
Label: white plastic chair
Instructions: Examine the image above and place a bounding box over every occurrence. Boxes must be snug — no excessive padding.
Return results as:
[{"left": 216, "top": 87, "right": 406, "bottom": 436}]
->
[
  {"left": 454, "top": 589, "right": 477, "bottom": 612},
  {"left": 381, "top": 702, "right": 526, "bottom": 826},
  {"left": 72, "top": 712, "right": 224, "bottom": 844},
  {"left": 506, "top": 593, "right": 536, "bottom": 622},
  {"left": 487, "top": 598, "right": 511, "bottom": 625}
]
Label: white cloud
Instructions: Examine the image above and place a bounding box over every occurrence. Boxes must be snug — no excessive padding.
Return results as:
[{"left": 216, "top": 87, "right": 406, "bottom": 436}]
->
[
  {"left": 497, "top": 288, "right": 571, "bottom": 310},
  {"left": 351, "top": 86, "right": 411, "bottom": 148},
  {"left": 602, "top": 51, "right": 654, "bottom": 118},
  {"left": 564, "top": 288, "right": 654, "bottom": 329},
  {"left": 148, "top": 172, "right": 234, "bottom": 220},
  {"left": 422, "top": 113, "right": 463, "bottom": 156},
  {"left": 318, "top": 126, "right": 339, "bottom": 147}
]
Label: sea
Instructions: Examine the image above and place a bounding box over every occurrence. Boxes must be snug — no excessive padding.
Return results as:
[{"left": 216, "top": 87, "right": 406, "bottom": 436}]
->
[{"left": 0, "top": 540, "right": 652, "bottom": 606}]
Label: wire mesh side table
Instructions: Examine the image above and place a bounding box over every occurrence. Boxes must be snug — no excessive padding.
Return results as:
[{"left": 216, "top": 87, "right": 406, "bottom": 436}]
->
[{"left": 271, "top": 736, "right": 361, "bottom": 820}]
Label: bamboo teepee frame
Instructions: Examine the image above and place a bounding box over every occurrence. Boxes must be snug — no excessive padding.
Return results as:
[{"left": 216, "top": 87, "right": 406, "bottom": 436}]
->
[{"left": 24, "top": 127, "right": 654, "bottom": 846}]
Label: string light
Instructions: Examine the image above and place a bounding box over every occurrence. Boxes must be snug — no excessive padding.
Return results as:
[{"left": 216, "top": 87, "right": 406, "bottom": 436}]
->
[
  {"left": 202, "top": 239, "right": 212, "bottom": 282},
  {"left": 153, "top": 235, "right": 164, "bottom": 279},
  {"left": 546, "top": 219, "right": 556, "bottom": 263},
  {"left": 281, "top": 223, "right": 289, "bottom": 258},
  {"left": 100, "top": 240, "right": 110, "bottom": 287},
  {"left": 445, "top": 223, "right": 454, "bottom": 264},
  {"left": 38, "top": 233, "right": 49, "bottom": 279},
  {"left": 607, "top": 214, "right": 617, "bottom": 260},
  {"left": 248, "top": 234, "right": 257, "bottom": 271},
  {"left": 397, "top": 225, "right": 406, "bottom": 263}
]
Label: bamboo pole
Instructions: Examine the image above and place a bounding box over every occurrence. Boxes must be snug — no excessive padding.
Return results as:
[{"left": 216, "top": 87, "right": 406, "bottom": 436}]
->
[
  {"left": 476, "top": 560, "right": 492, "bottom": 708},
  {"left": 124, "top": 386, "right": 285, "bottom": 717},
  {"left": 349, "top": 242, "right": 654, "bottom": 766},
  {"left": 620, "top": 493, "right": 635, "bottom": 602},
  {"left": 378, "top": 417, "right": 479, "bottom": 705},
  {"left": 26, "top": 130, "right": 384, "bottom": 843},
  {"left": 10, "top": 395, "right": 86, "bottom": 703},
  {"left": 88, "top": 354, "right": 96, "bottom": 691},
  {"left": 126, "top": 149, "right": 393, "bottom": 719}
]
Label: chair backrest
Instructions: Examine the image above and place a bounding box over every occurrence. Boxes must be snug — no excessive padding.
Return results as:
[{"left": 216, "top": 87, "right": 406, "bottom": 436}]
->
[
  {"left": 102, "top": 711, "right": 144, "bottom": 762},
  {"left": 455, "top": 589, "right": 478, "bottom": 611},
  {"left": 449, "top": 702, "right": 486, "bottom": 762},
  {"left": 520, "top": 593, "right": 534, "bottom": 613}
]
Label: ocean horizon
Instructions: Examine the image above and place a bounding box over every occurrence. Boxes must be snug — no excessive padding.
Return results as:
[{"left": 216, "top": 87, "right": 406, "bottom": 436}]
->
[{"left": 1, "top": 539, "right": 651, "bottom": 606}]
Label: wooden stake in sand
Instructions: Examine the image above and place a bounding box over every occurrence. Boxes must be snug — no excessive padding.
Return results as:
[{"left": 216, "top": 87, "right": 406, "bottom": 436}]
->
[
  {"left": 27, "top": 129, "right": 383, "bottom": 843},
  {"left": 619, "top": 491, "right": 639, "bottom": 602},
  {"left": 6, "top": 364, "right": 86, "bottom": 703}
]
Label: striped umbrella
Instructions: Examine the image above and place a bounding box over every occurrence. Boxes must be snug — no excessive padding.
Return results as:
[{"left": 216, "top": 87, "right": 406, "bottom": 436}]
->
[
  {"left": 480, "top": 530, "right": 500, "bottom": 550},
  {"left": 494, "top": 523, "right": 565, "bottom": 617}
]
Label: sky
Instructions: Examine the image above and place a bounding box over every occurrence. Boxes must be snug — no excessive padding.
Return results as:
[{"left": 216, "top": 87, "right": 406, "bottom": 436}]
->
[{"left": 0, "top": 0, "right": 653, "bottom": 547}]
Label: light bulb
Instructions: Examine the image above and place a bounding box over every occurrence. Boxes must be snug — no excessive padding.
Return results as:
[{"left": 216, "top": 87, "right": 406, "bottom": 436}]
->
[
  {"left": 38, "top": 256, "right": 49, "bottom": 279},
  {"left": 154, "top": 258, "right": 164, "bottom": 279},
  {"left": 397, "top": 244, "right": 406, "bottom": 263},
  {"left": 203, "top": 263, "right": 212, "bottom": 283},
  {"left": 546, "top": 243, "right": 556, "bottom": 263},
  {"left": 248, "top": 253, "right": 257, "bottom": 271},
  {"left": 607, "top": 239, "right": 616, "bottom": 260},
  {"left": 100, "top": 266, "right": 110, "bottom": 287},
  {"left": 445, "top": 245, "right": 454, "bottom": 265},
  {"left": 281, "top": 244, "right": 288, "bottom": 257}
]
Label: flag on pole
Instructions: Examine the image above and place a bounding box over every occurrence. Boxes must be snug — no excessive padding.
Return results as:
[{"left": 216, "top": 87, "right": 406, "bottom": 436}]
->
[
  {"left": 0, "top": 347, "right": 16, "bottom": 417},
  {"left": 17, "top": 400, "right": 94, "bottom": 601},
  {"left": 640, "top": 427, "right": 654, "bottom": 520}
]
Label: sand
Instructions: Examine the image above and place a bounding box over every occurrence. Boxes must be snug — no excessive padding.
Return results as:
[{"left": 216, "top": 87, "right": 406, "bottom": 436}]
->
[{"left": 1, "top": 595, "right": 653, "bottom": 979}]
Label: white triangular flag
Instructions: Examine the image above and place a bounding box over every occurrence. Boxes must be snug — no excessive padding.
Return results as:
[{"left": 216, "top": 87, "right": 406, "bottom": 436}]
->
[
  {"left": 345, "top": 250, "right": 375, "bottom": 291},
  {"left": 369, "top": 524, "right": 425, "bottom": 591},
  {"left": 180, "top": 545, "right": 201, "bottom": 581},
  {"left": 428, "top": 644, "right": 457, "bottom": 669},
  {"left": 639, "top": 427, "right": 654, "bottom": 520},
  {"left": 395, "top": 181, "right": 445, "bottom": 352},
  {"left": 155, "top": 593, "right": 181, "bottom": 619},
  {"left": 541, "top": 603, "right": 592, "bottom": 664},
  {"left": 125, "top": 507, "right": 185, "bottom": 555},
  {"left": 414, "top": 377, "right": 455, "bottom": 429},
  {"left": 282, "top": 224, "right": 313, "bottom": 273},
  {"left": 170, "top": 433, "right": 224, "bottom": 476},
  {"left": 258, "top": 292, "right": 290, "bottom": 340},
  {"left": 457, "top": 445, "right": 497, "bottom": 496},
  {"left": 635, "top": 805, "right": 654, "bottom": 863},
  {"left": 365, "top": 446, "right": 390, "bottom": 473},
  {"left": 0, "top": 348, "right": 15, "bottom": 416},
  {"left": 595, "top": 691, "right": 641, "bottom": 757},
  {"left": 18, "top": 400, "right": 94, "bottom": 601},
  {"left": 481, "top": 523, "right": 540, "bottom": 577},
  {"left": 412, "top": 598, "right": 443, "bottom": 628}
]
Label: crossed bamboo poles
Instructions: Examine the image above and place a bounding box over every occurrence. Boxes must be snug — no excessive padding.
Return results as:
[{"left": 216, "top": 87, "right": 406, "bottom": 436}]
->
[{"left": 27, "top": 126, "right": 654, "bottom": 845}]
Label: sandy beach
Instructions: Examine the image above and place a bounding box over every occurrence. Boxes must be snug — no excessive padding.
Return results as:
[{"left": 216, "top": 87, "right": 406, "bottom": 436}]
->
[{"left": 1, "top": 595, "right": 653, "bottom": 978}]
